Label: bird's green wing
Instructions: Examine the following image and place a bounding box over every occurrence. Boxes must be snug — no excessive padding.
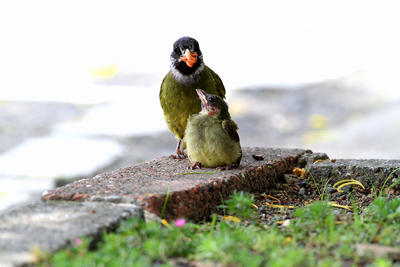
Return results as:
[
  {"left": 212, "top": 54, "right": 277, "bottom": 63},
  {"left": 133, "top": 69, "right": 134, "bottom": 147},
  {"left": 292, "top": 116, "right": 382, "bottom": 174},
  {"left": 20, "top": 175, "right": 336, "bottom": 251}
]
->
[
  {"left": 222, "top": 119, "right": 242, "bottom": 166},
  {"left": 222, "top": 119, "right": 240, "bottom": 143},
  {"left": 208, "top": 67, "right": 226, "bottom": 99},
  {"left": 159, "top": 74, "right": 168, "bottom": 108}
]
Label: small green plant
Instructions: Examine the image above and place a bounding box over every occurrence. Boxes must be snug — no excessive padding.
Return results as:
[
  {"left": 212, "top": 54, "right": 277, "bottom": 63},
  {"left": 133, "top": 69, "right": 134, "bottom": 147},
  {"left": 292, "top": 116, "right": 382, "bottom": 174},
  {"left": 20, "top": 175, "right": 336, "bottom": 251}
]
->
[
  {"left": 293, "top": 201, "right": 335, "bottom": 231},
  {"left": 368, "top": 197, "right": 400, "bottom": 223},
  {"left": 360, "top": 166, "right": 400, "bottom": 198},
  {"left": 219, "top": 192, "right": 226, "bottom": 217},
  {"left": 218, "top": 191, "right": 256, "bottom": 221},
  {"left": 380, "top": 167, "right": 400, "bottom": 196},
  {"left": 305, "top": 167, "right": 332, "bottom": 201},
  {"left": 159, "top": 186, "right": 170, "bottom": 219},
  {"left": 359, "top": 166, "right": 378, "bottom": 198}
]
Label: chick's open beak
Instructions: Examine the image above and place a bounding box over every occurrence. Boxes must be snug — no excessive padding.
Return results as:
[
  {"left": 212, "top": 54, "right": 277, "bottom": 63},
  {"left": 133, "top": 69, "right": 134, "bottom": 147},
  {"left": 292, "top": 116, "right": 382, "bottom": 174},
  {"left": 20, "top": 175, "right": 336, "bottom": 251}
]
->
[
  {"left": 180, "top": 49, "right": 198, "bottom": 67},
  {"left": 196, "top": 89, "right": 208, "bottom": 105}
]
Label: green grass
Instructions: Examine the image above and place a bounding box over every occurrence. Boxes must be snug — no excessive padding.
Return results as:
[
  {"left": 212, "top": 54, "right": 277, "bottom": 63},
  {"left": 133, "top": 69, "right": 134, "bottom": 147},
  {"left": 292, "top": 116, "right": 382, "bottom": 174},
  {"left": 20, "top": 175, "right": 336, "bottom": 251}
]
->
[
  {"left": 360, "top": 167, "right": 400, "bottom": 198},
  {"left": 38, "top": 192, "right": 400, "bottom": 267},
  {"left": 306, "top": 167, "right": 332, "bottom": 201}
]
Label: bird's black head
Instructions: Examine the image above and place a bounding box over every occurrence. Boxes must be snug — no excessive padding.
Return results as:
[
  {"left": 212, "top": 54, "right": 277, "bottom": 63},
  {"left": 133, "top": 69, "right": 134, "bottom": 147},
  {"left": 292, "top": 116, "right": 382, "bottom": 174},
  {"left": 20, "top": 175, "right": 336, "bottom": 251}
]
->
[
  {"left": 170, "top": 37, "right": 204, "bottom": 77},
  {"left": 196, "top": 89, "right": 230, "bottom": 119}
]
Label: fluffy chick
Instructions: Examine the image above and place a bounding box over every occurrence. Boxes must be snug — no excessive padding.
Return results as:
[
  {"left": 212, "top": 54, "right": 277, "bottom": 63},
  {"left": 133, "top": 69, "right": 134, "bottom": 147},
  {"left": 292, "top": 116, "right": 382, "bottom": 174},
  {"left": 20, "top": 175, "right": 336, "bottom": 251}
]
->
[{"left": 184, "top": 89, "right": 241, "bottom": 170}]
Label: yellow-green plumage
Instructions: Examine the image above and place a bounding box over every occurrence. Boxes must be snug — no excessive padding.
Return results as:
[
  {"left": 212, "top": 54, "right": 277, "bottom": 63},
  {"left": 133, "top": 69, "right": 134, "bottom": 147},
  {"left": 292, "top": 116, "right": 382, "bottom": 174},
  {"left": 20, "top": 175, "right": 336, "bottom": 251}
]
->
[
  {"left": 185, "top": 115, "right": 241, "bottom": 168},
  {"left": 160, "top": 66, "right": 225, "bottom": 141},
  {"left": 184, "top": 89, "right": 241, "bottom": 169},
  {"left": 159, "top": 37, "right": 225, "bottom": 156}
]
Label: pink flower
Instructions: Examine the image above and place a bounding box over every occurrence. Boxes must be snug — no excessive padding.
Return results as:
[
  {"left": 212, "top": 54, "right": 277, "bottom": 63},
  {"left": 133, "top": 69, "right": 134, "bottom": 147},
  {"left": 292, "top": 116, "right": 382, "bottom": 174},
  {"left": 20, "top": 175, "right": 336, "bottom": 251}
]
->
[
  {"left": 73, "top": 238, "right": 82, "bottom": 247},
  {"left": 174, "top": 218, "right": 186, "bottom": 227}
]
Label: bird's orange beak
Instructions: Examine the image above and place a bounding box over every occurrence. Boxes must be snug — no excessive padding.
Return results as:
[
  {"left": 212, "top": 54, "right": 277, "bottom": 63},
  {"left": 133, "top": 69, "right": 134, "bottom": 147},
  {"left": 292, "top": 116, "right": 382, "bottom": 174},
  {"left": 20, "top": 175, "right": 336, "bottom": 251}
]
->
[{"left": 180, "top": 49, "right": 198, "bottom": 67}]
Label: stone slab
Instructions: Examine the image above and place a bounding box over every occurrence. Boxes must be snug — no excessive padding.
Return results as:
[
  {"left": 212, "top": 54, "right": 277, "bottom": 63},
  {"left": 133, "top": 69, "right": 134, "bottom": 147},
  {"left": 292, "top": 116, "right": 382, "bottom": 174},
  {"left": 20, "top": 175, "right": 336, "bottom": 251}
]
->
[
  {"left": 42, "top": 147, "right": 309, "bottom": 221},
  {"left": 0, "top": 201, "right": 143, "bottom": 267},
  {"left": 305, "top": 157, "right": 400, "bottom": 187}
]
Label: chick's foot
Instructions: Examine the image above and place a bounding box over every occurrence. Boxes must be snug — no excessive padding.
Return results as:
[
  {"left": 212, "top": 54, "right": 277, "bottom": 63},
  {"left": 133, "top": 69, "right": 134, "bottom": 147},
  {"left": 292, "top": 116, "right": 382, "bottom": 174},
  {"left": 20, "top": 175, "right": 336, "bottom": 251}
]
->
[{"left": 188, "top": 162, "right": 201, "bottom": 170}]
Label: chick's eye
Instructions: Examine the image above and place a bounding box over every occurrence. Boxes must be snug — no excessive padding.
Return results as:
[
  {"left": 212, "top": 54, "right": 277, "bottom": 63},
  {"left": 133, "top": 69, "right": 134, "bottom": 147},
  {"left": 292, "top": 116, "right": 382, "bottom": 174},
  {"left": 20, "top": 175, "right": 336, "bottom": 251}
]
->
[{"left": 208, "top": 97, "right": 214, "bottom": 103}]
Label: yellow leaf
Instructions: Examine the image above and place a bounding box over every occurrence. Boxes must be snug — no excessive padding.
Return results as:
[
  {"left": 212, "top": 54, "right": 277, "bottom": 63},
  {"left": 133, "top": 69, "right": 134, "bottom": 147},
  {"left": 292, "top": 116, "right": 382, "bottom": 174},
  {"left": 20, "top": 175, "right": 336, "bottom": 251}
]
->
[
  {"left": 283, "top": 236, "right": 292, "bottom": 246},
  {"left": 313, "top": 159, "right": 330, "bottom": 164},
  {"left": 333, "top": 180, "right": 365, "bottom": 192},
  {"left": 330, "top": 202, "right": 353, "bottom": 211},
  {"left": 161, "top": 219, "right": 170, "bottom": 227},
  {"left": 265, "top": 195, "right": 279, "bottom": 201},
  {"left": 266, "top": 203, "right": 295, "bottom": 209},
  {"left": 293, "top": 167, "right": 307, "bottom": 178},
  {"left": 223, "top": 216, "right": 241, "bottom": 223}
]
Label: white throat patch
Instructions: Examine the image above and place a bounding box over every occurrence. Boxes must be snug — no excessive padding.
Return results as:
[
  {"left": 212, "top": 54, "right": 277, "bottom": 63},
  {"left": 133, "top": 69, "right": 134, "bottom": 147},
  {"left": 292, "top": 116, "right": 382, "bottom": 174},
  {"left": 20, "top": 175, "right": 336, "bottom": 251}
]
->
[{"left": 170, "top": 55, "right": 205, "bottom": 86}]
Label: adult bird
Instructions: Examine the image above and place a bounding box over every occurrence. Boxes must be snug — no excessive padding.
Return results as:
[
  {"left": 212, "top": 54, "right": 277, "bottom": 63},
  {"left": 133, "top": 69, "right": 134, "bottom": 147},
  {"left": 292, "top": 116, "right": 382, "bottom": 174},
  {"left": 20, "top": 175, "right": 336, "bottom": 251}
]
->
[
  {"left": 159, "top": 36, "right": 226, "bottom": 159},
  {"left": 184, "top": 89, "right": 241, "bottom": 170}
]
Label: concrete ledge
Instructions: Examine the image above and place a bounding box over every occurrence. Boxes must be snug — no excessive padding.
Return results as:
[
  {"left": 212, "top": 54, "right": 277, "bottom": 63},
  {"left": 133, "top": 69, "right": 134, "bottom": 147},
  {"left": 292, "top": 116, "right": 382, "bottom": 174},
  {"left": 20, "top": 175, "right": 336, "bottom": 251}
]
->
[
  {"left": 0, "top": 201, "right": 143, "bottom": 267},
  {"left": 307, "top": 158, "right": 400, "bottom": 187},
  {"left": 42, "top": 147, "right": 309, "bottom": 221}
]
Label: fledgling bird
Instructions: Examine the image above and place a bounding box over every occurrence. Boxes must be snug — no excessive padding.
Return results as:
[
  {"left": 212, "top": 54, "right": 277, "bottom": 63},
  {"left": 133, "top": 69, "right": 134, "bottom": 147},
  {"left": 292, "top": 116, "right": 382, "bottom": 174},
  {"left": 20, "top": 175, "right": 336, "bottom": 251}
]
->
[
  {"left": 184, "top": 89, "right": 242, "bottom": 170},
  {"left": 159, "top": 36, "right": 226, "bottom": 159}
]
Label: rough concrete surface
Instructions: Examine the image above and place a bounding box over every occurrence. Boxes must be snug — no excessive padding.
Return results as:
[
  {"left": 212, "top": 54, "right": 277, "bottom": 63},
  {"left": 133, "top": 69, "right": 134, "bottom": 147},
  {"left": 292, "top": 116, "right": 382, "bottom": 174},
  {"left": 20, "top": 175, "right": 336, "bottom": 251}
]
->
[
  {"left": 0, "top": 201, "right": 143, "bottom": 267},
  {"left": 307, "top": 158, "right": 400, "bottom": 187},
  {"left": 42, "top": 147, "right": 308, "bottom": 221}
]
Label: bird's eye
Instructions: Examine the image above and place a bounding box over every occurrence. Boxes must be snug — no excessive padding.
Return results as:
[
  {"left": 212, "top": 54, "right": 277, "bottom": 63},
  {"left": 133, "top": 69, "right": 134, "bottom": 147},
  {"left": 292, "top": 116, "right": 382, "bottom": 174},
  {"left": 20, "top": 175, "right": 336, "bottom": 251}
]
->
[{"left": 208, "top": 97, "right": 214, "bottom": 103}]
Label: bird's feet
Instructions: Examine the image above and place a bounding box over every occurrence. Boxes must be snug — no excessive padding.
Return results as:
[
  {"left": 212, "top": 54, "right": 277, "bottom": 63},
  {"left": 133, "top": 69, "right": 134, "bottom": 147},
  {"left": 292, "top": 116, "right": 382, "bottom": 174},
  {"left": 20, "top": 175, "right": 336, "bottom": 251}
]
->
[
  {"left": 171, "top": 149, "right": 185, "bottom": 159},
  {"left": 216, "top": 164, "right": 238, "bottom": 171},
  {"left": 188, "top": 162, "right": 201, "bottom": 170}
]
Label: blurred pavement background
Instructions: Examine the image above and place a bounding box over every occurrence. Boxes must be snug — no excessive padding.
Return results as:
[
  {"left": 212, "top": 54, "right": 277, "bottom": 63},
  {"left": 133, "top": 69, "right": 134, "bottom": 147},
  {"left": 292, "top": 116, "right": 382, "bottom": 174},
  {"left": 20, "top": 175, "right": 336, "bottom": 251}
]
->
[{"left": 0, "top": 0, "right": 399, "bottom": 212}]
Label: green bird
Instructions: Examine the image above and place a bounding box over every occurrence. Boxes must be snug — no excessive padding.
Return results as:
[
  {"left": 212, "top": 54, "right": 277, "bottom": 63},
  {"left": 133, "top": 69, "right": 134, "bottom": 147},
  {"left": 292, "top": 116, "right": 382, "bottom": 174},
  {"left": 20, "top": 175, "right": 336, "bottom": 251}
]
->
[
  {"left": 184, "top": 89, "right": 242, "bottom": 170},
  {"left": 160, "top": 36, "right": 226, "bottom": 159}
]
